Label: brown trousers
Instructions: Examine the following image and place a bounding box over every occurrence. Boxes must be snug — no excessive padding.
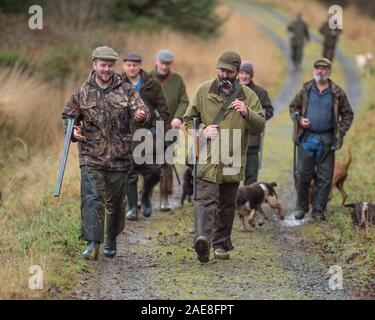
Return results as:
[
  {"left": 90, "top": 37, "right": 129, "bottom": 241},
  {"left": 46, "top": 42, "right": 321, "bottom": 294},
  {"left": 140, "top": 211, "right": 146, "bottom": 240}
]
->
[{"left": 194, "top": 178, "right": 239, "bottom": 251}]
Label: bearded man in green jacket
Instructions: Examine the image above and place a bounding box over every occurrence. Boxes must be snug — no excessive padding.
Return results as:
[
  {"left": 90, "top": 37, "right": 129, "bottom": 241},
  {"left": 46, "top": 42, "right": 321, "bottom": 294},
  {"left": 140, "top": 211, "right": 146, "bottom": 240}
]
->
[{"left": 184, "top": 51, "right": 265, "bottom": 263}]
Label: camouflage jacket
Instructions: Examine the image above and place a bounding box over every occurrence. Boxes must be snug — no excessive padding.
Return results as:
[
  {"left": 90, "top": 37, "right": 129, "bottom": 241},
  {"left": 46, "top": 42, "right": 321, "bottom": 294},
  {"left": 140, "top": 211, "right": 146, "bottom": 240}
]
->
[
  {"left": 289, "top": 79, "right": 354, "bottom": 150},
  {"left": 62, "top": 71, "right": 150, "bottom": 171},
  {"left": 246, "top": 80, "right": 274, "bottom": 149},
  {"left": 319, "top": 21, "right": 342, "bottom": 47}
]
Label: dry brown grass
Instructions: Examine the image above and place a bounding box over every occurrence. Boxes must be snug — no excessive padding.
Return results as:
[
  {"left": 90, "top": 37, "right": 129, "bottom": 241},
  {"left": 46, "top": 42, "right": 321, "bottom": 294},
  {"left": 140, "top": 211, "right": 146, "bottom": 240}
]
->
[
  {"left": 105, "top": 4, "right": 281, "bottom": 96},
  {"left": 0, "top": 68, "right": 79, "bottom": 150}
]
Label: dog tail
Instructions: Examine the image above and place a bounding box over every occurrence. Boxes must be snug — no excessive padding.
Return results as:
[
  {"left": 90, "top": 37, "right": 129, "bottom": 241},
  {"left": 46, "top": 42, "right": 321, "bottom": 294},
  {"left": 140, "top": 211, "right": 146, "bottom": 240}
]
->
[{"left": 345, "top": 148, "right": 352, "bottom": 170}]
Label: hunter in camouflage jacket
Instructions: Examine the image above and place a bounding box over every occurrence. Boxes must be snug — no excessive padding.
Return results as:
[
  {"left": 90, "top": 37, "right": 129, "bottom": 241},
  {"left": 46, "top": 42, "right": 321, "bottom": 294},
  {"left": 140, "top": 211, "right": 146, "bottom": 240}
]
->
[{"left": 62, "top": 71, "right": 150, "bottom": 171}]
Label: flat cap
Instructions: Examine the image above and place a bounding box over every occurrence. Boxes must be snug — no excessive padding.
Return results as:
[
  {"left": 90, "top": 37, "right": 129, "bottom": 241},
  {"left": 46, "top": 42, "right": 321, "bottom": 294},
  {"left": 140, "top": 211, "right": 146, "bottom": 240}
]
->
[
  {"left": 314, "top": 58, "right": 332, "bottom": 69},
  {"left": 216, "top": 51, "right": 241, "bottom": 72},
  {"left": 123, "top": 53, "right": 142, "bottom": 62},
  {"left": 156, "top": 49, "right": 174, "bottom": 63},
  {"left": 92, "top": 46, "right": 119, "bottom": 61}
]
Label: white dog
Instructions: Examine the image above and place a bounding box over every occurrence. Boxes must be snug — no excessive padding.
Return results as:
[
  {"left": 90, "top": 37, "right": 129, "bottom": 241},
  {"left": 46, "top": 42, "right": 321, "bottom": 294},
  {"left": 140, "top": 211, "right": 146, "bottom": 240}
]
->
[{"left": 356, "top": 52, "right": 373, "bottom": 75}]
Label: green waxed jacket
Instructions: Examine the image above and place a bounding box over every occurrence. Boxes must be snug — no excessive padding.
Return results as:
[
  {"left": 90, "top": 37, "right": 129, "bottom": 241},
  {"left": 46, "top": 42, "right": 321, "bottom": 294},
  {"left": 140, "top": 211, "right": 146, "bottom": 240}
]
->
[
  {"left": 149, "top": 70, "right": 189, "bottom": 123},
  {"left": 183, "top": 79, "right": 265, "bottom": 184}
]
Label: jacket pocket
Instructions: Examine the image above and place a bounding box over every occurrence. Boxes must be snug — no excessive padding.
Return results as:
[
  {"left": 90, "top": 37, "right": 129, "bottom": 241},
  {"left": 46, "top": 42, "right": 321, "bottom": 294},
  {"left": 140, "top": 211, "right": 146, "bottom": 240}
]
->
[
  {"left": 111, "top": 100, "right": 130, "bottom": 133},
  {"left": 112, "top": 132, "right": 131, "bottom": 160}
]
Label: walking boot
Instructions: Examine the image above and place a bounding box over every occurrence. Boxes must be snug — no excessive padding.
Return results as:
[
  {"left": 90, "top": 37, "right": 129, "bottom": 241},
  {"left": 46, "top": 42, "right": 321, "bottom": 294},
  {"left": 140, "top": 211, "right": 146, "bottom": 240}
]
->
[
  {"left": 103, "top": 238, "right": 117, "bottom": 258},
  {"left": 82, "top": 241, "right": 100, "bottom": 260},
  {"left": 194, "top": 236, "right": 210, "bottom": 263},
  {"left": 312, "top": 211, "right": 326, "bottom": 221},
  {"left": 126, "top": 183, "right": 138, "bottom": 220},
  {"left": 213, "top": 248, "right": 230, "bottom": 260},
  {"left": 294, "top": 209, "right": 307, "bottom": 220}
]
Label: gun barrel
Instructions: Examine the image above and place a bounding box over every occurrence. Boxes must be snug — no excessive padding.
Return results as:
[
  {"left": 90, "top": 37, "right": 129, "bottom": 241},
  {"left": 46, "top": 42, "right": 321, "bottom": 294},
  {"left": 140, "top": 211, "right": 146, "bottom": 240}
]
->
[
  {"left": 54, "top": 119, "right": 75, "bottom": 197},
  {"left": 172, "top": 164, "right": 181, "bottom": 185},
  {"left": 192, "top": 117, "right": 199, "bottom": 200}
]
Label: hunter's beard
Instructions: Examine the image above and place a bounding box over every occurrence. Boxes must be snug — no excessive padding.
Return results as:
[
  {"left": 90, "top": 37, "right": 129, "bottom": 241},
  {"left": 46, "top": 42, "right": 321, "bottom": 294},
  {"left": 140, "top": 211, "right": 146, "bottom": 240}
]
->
[
  {"left": 97, "top": 72, "right": 113, "bottom": 84},
  {"left": 313, "top": 72, "right": 330, "bottom": 84},
  {"left": 217, "top": 76, "right": 237, "bottom": 93}
]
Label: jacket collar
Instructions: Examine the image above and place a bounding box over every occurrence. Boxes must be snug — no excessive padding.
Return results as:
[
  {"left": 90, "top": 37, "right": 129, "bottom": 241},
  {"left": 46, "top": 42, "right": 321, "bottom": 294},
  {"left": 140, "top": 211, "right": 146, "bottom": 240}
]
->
[
  {"left": 122, "top": 69, "right": 150, "bottom": 88},
  {"left": 86, "top": 70, "right": 124, "bottom": 92},
  {"left": 303, "top": 79, "right": 341, "bottom": 97}
]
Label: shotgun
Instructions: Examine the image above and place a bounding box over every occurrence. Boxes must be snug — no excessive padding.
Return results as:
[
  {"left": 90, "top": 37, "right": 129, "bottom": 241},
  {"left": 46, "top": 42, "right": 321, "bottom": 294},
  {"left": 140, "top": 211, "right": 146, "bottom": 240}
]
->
[
  {"left": 192, "top": 117, "right": 199, "bottom": 201},
  {"left": 54, "top": 118, "right": 75, "bottom": 197}
]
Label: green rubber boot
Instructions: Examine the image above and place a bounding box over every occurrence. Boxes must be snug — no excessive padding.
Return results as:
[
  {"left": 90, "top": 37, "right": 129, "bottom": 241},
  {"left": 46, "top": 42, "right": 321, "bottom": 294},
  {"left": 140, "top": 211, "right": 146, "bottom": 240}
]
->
[
  {"left": 103, "top": 238, "right": 117, "bottom": 258},
  {"left": 126, "top": 183, "right": 138, "bottom": 220},
  {"left": 82, "top": 241, "right": 100, "bottom": 260},
  {"left": 142, "top": 178, "right": 157, "bottom": 217}
]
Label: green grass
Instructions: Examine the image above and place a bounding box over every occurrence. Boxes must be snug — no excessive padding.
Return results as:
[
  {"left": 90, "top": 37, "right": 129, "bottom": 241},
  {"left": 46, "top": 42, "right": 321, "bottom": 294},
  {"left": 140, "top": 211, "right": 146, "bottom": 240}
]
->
[{"left": 0, "top": 136, "right": 88, "bottom": 298}]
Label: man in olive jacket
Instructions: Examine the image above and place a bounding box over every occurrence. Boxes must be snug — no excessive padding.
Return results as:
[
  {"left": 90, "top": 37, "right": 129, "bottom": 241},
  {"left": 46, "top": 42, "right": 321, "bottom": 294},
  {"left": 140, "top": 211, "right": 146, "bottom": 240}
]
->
[
  {"left": 287, "top": 12, "right": 310, "bottom": 71},
  {"left": 62, "top": 46, "right": 150, "bottom": 260},
  {"left": 184, "top": 51, "right": 265, "bottom": 262},
  {"left": 290, "top": 58, "right": 353, "bottom": 221},
  {"left": 319, "top": 14, "right": 342, "bottom": 62},
  {"left": 150, "top": 49, "right": 189, "bottom": 211}
]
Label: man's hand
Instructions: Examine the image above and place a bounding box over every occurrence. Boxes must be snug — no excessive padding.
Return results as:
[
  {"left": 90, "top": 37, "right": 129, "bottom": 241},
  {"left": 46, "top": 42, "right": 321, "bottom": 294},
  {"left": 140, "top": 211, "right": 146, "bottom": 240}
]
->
[
  {"left": 73, "top": 125, "right": 86, "bottom": 142},
  {"left": 135, "top": 109, "right": 146, "bottom": 122},
  {"left": 170, "top": 117, "right": 182, "bottom": 129},
  {"left": 299, "top": 117, "right": 311, "bottom": 129},
  {"left": 203, "top": 125, "right": 219, "bottom": 139},
  {"left": 231, "top": 99, "right": 249, "bottom": 118}
]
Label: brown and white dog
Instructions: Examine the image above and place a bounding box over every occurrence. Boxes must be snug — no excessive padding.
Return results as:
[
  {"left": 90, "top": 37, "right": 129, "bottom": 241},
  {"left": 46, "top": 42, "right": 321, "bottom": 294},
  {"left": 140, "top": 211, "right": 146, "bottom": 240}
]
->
[
  {"left": 309, "top": 149, "right": 352, "bottom": 206},
  {"left": 236, "top": 182, "right": 284, "bottom": 231},
  {"left": 345, "top": 202, "right": 375, "bottom": 228}
]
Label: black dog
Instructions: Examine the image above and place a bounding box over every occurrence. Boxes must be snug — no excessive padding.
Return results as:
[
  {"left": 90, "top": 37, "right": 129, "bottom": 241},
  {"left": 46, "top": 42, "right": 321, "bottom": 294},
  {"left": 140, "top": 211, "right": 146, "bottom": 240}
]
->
[{"left": 181, "top": 167, "right": 193, "bottom": 206}]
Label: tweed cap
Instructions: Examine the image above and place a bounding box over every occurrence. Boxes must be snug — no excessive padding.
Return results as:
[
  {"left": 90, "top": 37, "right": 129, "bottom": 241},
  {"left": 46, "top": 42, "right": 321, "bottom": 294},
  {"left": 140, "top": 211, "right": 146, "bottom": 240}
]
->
[{"left": 92, "top": 46, "right": 119, "bottom": 61}]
